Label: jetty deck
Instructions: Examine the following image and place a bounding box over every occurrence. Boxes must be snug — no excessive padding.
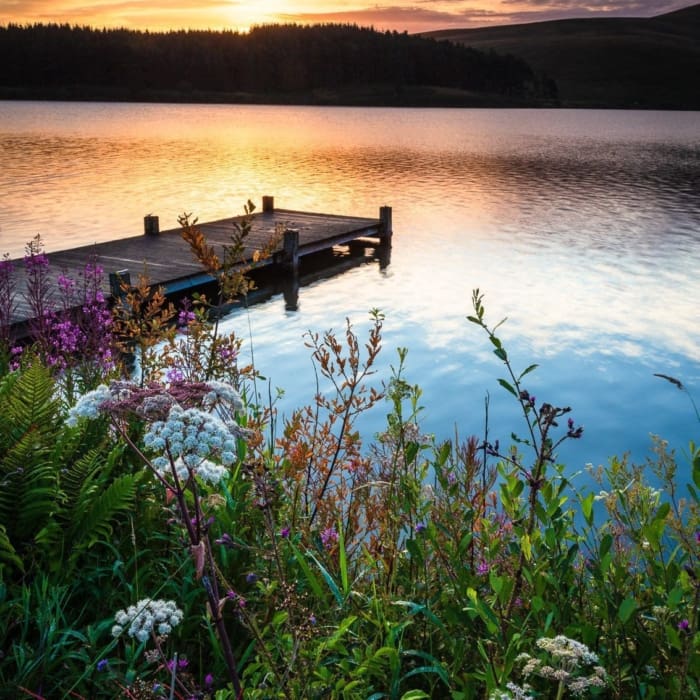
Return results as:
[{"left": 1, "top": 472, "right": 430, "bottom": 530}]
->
[{"left": 5, "top": 198, "right": 392, "bottom": 328}]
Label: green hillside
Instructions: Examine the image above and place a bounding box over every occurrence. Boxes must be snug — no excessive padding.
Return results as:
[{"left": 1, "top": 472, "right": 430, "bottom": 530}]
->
[{"left": 422, "top": 3, "right": 700, "bottom": 108}]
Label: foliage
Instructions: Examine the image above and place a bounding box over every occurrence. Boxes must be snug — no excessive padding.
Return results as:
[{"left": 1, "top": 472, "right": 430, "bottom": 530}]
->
[{"left": 0, "top": 280, "right": 698, "bottom": 699}]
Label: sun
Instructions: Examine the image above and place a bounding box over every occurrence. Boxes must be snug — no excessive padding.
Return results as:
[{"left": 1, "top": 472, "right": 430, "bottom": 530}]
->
[{"left": 227, "top": 0, "right": 291, "bottom": 31}]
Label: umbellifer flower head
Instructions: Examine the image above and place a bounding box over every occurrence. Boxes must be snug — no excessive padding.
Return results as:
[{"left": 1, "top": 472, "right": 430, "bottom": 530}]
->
[{"left": 112, "top": 598, "right": 183, "bottom": 643}]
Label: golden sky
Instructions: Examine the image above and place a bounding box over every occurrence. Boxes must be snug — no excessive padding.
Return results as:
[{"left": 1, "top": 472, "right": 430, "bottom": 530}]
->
[{"left": 1, "top": 0, "right": 691, "bottom": 33}]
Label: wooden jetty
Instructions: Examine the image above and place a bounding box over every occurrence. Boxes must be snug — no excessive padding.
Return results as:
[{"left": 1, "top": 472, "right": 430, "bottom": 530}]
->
[{"left": 5, "top": 197, "right": 392, "bottom": 329}]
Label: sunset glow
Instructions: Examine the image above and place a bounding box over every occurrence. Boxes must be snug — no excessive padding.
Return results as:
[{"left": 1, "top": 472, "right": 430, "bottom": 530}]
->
[{"left": 2, "top": 0, "right": 693, "bottom": 33}]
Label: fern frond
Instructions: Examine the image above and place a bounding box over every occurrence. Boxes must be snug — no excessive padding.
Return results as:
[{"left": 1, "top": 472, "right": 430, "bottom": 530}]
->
[
  {"left": 69, "top": 474, "right": 137, "bottom": 552},
  {"left": 3, "top": 362, "right": 59, "bottom": 438},
  {"left": 0, "top": 523, "right": 24, "bottom": 573}
]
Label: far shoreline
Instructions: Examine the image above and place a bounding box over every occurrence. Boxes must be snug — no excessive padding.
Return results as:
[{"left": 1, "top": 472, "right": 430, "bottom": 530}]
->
[{"left": 3, "top": 85, "right": 694, "bottom": 110}]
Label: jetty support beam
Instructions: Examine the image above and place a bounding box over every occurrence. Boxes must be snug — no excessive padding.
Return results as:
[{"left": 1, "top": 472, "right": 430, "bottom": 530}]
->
[{"left": 379, "top": 206, "right": 392, "bottom": 247}]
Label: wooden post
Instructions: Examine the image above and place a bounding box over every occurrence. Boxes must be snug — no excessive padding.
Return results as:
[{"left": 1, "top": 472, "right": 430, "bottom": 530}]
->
[
  {"left": 282, "top": 228, "right": 299, "bottom": 275},
  {"left": 109, "top": 269, "right": 131, "bottom": 297},
  {"left": 262, "top": 196, "right": 274, "bottom": 213},
  {"left": 379, "top": 206, "right": 392, "bottom": 246},
  {"left": 144, "top": 215, "right": 159, "bottom": 236},
  {"left": 282, "top": 275, "right": 299, "bottom": 312}
]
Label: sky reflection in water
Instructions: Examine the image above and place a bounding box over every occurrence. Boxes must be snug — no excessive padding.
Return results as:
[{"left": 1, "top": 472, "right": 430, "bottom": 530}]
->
[{"left": 2, "top": 102, "right": 699, "bottom": 479}]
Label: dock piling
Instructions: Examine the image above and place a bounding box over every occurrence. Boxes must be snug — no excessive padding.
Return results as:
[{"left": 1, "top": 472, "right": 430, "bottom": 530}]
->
[
  {"left": 262, "top": 196, "right": 274, "bottom": 213},
  {"left": 379, "top": 206, "right": 393, "bottom": 246},
  {"left": 144, "top": 215, "right": 160, "bottom": 236},
  {"left": 282, "top": 228, "right": 300, "bottom": 275}
]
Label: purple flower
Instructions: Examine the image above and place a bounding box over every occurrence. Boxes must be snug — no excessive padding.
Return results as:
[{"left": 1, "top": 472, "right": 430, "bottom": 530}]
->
[
  {"left": 204, "top": 673, "right": 214, "bottom": 687},
  {"left": 321, "top": 526, "right": 339, "bottom": 549},
  {"left": 177, "top": 309, "right": 196, "bottom": 327},
  {"left": 678, "top": 619, "right": 690, "bottom": 632},
  {"left": 414, "top": 522, "right": 427, "bottom": 534},
  {"left": 227, "top": 590, "right": 246, "bottom": 608},
  {"left": 695, "top": 531, "right": 700, "bottom": 544},
  {"left": 246, "top": 572, "right": 258, "bottom": 584},
  {"left": 166, "top": 367, "right": 185, "bottom": 383},
  {"left": 96, "top": 658, "right": 109, "bottom": 672},
  {"left": 167, "top": 657, "right": 189, "bottom": 671},
  {"left": 215, "top": 532, "right": 234, "bottom": 547},
  {"left": 280, "top": 526, "right": 290, "bottom": 539},
  {"left": 476, "top": 560, "right": 490, "bottom": 575}
]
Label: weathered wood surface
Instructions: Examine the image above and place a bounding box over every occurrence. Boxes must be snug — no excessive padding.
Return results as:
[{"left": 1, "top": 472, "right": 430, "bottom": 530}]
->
[{"left": 6, "top": 206, "right": 388, "bottom": 326}]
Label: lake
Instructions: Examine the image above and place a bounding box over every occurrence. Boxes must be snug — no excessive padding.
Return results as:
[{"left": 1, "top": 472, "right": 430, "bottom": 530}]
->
[{"left": 2, "top": 101, "right": 699, "bottom": 484}]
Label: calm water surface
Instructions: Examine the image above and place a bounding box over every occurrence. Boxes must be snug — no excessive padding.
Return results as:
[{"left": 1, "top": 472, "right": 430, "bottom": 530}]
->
[{"left": 2, "top": 101, "right": 700, "bottom": 481}]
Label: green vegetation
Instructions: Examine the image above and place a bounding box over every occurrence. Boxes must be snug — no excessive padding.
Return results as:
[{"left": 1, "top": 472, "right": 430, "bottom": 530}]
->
[
  {"left": 423, "top": 4, "right": 700, "bottom": 109},
  {"left": 0, "top": 216, "right": 698, "bottom": 698},
  {"left": 0, "top": 22, "right": 556, "bottom": 107}
]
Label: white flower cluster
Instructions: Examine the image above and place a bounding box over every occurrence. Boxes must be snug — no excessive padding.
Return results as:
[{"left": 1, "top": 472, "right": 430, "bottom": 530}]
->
[
  {"left": 66, "top": 384, "right": 112, "bottom": 426},
  {"left": 512, "top": 636, "right": 607, "bottom": 697},
  {"left": 112, "top": 598, "right": 183, "bottom": 642},
  {"left": 143, "top": 404, "right": 237, "bottom": 484},
  {"left": 202, "top": 380, "right": 243, "bottom": 413},
  {"left": 489, "top": 682, "right": 534, "bottom": 700},
  {"left": 535, "top": 635, "right": 600, "bottom": 667}
]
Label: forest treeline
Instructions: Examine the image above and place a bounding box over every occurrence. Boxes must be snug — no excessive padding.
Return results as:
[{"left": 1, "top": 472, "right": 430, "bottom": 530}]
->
[{"left": 0, "top": 23, "right": 557, "bottom": 105}]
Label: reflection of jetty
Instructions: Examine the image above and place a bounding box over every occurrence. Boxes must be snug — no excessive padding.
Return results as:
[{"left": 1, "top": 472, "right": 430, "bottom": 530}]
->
[{"left": 8, "top": 197, "right": 392, "bottom": 328}]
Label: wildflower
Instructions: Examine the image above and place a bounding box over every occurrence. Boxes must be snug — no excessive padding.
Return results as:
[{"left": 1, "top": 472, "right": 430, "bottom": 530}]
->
[
  {"left": 143, "top": 405, "right": 237, "bottom": 482},
  {"left": 177, "top": 308, "right": 196, "bottom": 327},
  {"left": 226, "top": 590, "right": 246, "bottom": 608},
  {"left": 536, "top": 635, "right": 599, "bottom": 666},
  {"left": 280, "top": 526, "right": 290, "bottom": 538},
  {"left": 202, "top": 380, "right": 244, "bottom": 412},
  {"left": 204, "top": 673, "right": 214, "bottom": 687},
  {"left": 695, "top": 531, "right": 700, "bottom": 544},
  {"left": 246, "top": 572, "right": 258, "bottom": 584},
  {"left": 678, "top": 618, "right": 690, "bottom": 632},
  {"left": 112, "top": 598, "right": 183, "bottom": 643},
  {"left": 166, "top": 657, "right": 189, "bottom": 671},
  {"left": 66, "top": 384, "right": 113, "bottom": 425},
  {"left": 477, "top": 560, "right": 490, "bottom": 575},
  {"left": 96, "top": 658, "right": 109, "bottom": 672},
  {"left": 216, "top": 532, "right": 234, "bottom": 548},
  {"left": 414, "top": 521, "right": 427, "bottom": 534},
  {"left": 321, "top": 526, "right": 339, "bottom": 549},
  {"left": 166, "top": 367, "right": 185, "bottom": 383}
]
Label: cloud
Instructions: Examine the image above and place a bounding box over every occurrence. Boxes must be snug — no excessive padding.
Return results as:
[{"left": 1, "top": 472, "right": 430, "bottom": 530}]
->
[
  {"left": 3, "top": 0, "right": 240, "bottom": 29},
  {"left": 273, "top": 5, "right": 502, "bottom": 32}
]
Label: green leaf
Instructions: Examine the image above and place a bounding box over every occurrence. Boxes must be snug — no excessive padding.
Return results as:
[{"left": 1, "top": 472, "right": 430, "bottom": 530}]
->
[
  {"left": 291, "top": 545, "right": 327, "bottom": 602},
  {"left": 581, "top": 492, "right": 595, "bottom": 526},
  {"left": 519, "top": 364, "right": 539, "bottom": 379},
  {"left": 404, "top": 441, "right": 420, "bottom": 465},
  {"left": 618, "top": 597, "right": 638, "bottom": 623},
  {"left": 436, "top": 441, "right": 451, "bottom": 468},
  {"left": 399, "top": 687, "right": 431, "bottom": 699},
  {"left": 405, "top": 537, "right": 424, "bottom": 565},
  {"left": 494, "top": 348, "right": 508, "bottom": 362},
  {"left": 693, "top": 449, "right": 700, "bottom": 490},
  {"left": 498, "top": 378, "right": 517, "bottom": 396}
]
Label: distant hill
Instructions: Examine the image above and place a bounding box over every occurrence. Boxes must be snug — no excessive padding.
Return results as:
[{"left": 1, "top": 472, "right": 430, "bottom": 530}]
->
[{"left": 422, "top": 3, "right": 700, "bottom": 108}]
